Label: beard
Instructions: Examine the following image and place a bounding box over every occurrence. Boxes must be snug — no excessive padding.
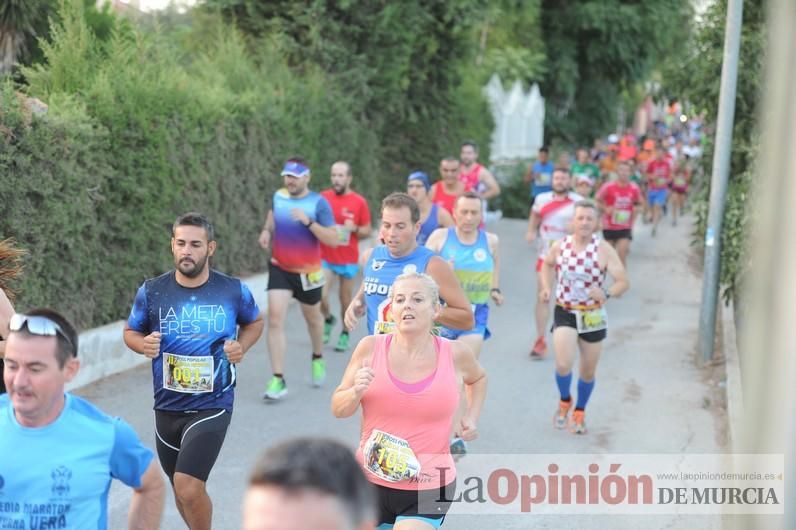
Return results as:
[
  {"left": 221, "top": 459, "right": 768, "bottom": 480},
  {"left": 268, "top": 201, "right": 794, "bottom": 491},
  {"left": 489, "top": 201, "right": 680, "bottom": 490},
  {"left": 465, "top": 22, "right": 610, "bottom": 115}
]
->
[
  {"left": 175, "top": 255, "right": 208, "bottom": 278},
  {"left": 333, "top": 184, "right": 347, "bottom": 195}
]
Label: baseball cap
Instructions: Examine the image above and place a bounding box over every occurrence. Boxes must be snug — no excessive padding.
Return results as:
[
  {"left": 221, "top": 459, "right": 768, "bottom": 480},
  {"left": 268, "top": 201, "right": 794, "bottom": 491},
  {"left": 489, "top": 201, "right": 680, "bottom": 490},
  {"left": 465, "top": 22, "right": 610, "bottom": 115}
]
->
[
  {"left": 281, "top": 160, "right": 310, "bottom": 178},
  {"left": 407, "top": 171, "right": 430, "bottom": 191},
  {"left": 575, "top": 175, "right": 594, "bottom": 186}
]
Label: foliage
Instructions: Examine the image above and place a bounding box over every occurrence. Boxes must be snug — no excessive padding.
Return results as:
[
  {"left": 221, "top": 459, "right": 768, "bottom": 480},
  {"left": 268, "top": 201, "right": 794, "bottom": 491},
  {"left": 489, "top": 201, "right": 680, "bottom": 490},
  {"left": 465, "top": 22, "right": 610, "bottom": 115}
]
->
[
  {"left": 540, "top": 0, "right": 693, "bottom": 145},
  {"left": 664, "top": 0, "right": 764, "bottom": 303}
]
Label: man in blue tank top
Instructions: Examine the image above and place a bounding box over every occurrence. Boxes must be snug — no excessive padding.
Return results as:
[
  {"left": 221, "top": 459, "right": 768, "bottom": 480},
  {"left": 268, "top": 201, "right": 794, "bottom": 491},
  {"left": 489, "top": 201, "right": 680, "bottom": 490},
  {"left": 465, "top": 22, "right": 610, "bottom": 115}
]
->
[
  {"left": 425, "top": 192, "right": 504, "bottom": 357},
  {"left": 343, "top": 192, "right": 473, "bottom": 335},
  {"left": 124, "top": 212, "right": 264, "bottom": 530},
  {"left": 2, "top": 308, "right": 164, "bottom": 529},
  {"left": 406, "top": 171, "right": 453, "bottom": 246}
]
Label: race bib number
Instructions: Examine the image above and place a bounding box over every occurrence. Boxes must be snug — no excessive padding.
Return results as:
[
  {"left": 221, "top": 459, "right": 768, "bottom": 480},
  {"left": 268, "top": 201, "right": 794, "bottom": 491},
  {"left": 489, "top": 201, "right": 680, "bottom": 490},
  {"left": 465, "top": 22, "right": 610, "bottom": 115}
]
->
[
  {"left": 163, "top": 353, "right": 214, "bottom": 394},
  {"left": 336, "top": 225, "right": 351, "bottom": 245},
  {"left": 575, "top": 307, "right": 607, "bottom": 334},
  {"left": 374, "top": 320, "right": 396, "bottom": 334},
  {"left": 656, "top": 177, "right": 668, "bottom": 187},
  {"left": 611, "top": 209, "right": 631, "bottom": 226},
  {"left": 363, "top": 429, "right": 421, "bottom": 483},
  {"left": 300, "top": 270, "right": 326, "bottom": 291},
  {"left": 535, "top": 172, "right": 552, "bottom": 186},
  {"left": 674, "top": 177, "right": 687, "bottom": 187}
]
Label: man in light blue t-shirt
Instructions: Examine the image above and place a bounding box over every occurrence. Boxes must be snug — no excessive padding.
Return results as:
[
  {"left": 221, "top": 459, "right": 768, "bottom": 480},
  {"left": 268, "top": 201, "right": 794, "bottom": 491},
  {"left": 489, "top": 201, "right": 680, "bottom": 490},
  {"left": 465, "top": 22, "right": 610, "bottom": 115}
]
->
[
  {"left": 1, "top": 308, "right": 164, "bottom": 530},
  {"left": 524, "top": 145, "right": 555, "bottom": 205}
]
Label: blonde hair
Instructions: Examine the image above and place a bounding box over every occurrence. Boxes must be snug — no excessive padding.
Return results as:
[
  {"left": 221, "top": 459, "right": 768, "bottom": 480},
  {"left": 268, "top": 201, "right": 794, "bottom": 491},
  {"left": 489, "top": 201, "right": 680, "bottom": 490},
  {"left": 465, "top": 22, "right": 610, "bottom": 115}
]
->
[{"left": 390, "top": 272, "right": 441, "bottom": 309}]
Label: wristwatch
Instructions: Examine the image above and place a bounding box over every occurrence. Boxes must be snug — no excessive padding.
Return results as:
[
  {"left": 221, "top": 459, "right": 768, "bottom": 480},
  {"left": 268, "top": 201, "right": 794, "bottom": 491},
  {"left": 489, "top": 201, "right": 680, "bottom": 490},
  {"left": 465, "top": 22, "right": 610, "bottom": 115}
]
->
[
  {"left": 602, "top": 287, "right": 611, "bottom": 299},
  {"left": 491, "top": 288, "right": 502, "bottom": 295},
  {"left": 304, "top": 220, "right": 314, "bottom": 228}
]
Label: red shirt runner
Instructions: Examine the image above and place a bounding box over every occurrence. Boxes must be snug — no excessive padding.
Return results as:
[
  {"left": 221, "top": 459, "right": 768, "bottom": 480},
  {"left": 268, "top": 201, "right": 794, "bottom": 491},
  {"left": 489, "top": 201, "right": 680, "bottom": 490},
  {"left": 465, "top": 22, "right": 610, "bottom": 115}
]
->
[
  {"left": 646, "top": 160, "right": 672, "bottom": 191},
  {"left": 596, "top": 181, "right": 642, "bottom": 230},
  {"left": 320, "top": 189, "right": 372, "bottom": 265},
  {"left": 431, "top": 181, "right": 458, "bottom": 215}
]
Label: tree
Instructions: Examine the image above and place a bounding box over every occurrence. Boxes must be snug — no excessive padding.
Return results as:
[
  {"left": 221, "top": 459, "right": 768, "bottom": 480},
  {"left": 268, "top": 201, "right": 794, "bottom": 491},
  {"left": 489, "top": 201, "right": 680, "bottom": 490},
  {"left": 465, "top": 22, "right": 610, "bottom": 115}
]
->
[{"left": 0, "top": 0, "right": 48, "bottom": 75}]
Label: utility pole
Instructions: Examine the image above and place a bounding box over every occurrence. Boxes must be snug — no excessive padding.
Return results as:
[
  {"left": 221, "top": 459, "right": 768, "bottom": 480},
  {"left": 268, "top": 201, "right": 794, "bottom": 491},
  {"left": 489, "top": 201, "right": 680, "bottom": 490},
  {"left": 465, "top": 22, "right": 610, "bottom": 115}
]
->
[{"left": 698, "top": 0, "right": 744, "bottom": 363}]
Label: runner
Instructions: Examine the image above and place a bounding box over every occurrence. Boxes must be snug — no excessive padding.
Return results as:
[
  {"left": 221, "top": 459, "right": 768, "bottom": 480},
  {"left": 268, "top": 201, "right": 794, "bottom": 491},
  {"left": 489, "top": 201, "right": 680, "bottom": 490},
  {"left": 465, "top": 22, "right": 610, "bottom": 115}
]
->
[
  {"left": 332, "top": 272, "right": 487, "bottom": 529},
  {"left": 320, "top": 161, "right": 373, "bottom": 353},
  {"left": 429, "top": 157, "right": 465, "bottom": 215},
  {"left": 645, "top": 145, "right": 672, "bottom": 236},
  {"left": 525, "top": 168, "right": 582, "bottom": 359},
  {"left": 539, "top": 200, "right": 629, "bottom": 434},
  {"left": 570, "top": 148, "right": 600, "bottom": 190},
  {"left": 595, "top": 160, "right": 644, "bottom": 266},
  {"left": 344, "top": 192, "right": 473, "bottom": 336},
  {"left": 670, "top": 158, "right": 691, "bottom": 227},
  {"left": 407, "top": 171, "right": 454, "bottom": 246},
  {"left": 426, "top": 192, "right": 503, "bottom": 358},
  {"left": 258, "top": 158, "right": 340, "bottom": 400},
  {"left": 574, "top": 175, "right": 595, "bottom": 199},
  {"left": 524, "top": 146, "right": 554, "bottom": 206},
  {"left": 124, "top": 212, "right": 264, "bottom": 530},
  {"left": 458, "top": 141, "right": 501, "bottom": 200}
]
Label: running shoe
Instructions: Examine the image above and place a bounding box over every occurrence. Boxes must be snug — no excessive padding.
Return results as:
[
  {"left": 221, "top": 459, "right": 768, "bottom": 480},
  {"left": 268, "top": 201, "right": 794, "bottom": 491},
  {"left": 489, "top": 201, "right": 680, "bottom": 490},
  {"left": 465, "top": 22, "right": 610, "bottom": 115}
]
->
[
  {"left": 554, "top": 399, "right": 572, "bottom": 429},
  {"left": 312, "top": 357, "right": 326, "bottom": 387},
  {"left": 450, "top": 437, "right": 468, "bottom": 460},
  {"left": 569, "top": 409, "right": 587, "bottom": 434},
  {"left": 263, "top": 376, "right": 287, "bottom": 401},
  {"left": 530, "top": 336, "right": 547, "bottom": 359},
  {"left": 334, "top": 332, "right": 350, "bottom": 352},
  {"left": 323, "top": 315, "right": 336, "bottom": 345}
]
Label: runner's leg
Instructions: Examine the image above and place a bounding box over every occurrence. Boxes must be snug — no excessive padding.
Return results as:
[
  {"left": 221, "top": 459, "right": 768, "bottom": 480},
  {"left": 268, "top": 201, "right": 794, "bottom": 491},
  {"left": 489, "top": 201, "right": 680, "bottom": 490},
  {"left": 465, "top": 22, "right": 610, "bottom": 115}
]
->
[{"left": 266, "top": 289, "right": 292, "bottom": 375}]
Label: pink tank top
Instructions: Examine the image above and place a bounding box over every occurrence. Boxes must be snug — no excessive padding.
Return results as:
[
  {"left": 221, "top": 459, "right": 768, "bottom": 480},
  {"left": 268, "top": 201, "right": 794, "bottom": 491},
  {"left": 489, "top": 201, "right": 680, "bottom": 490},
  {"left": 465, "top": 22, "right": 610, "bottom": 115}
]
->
[
  {"left": 357, "top": 334, "right": 459, "bottom": 491},
  {"left": 458, "top": 163, "right": 482, "bottom": 192}
]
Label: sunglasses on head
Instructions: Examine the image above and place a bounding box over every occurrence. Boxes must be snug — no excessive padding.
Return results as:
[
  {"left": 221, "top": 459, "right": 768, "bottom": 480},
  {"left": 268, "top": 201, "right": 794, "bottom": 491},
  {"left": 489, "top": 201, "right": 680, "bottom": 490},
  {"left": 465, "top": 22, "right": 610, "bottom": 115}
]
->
[{"left": 9, "top": 314, "right": 75, "bottom": 353}]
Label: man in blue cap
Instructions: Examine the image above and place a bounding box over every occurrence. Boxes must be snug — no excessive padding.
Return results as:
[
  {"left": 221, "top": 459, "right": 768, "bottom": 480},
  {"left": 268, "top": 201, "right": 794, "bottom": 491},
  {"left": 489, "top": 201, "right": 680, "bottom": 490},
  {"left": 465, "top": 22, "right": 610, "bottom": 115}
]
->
[{"left": 406, "top": 171, "right": 453, "bottom": 246}]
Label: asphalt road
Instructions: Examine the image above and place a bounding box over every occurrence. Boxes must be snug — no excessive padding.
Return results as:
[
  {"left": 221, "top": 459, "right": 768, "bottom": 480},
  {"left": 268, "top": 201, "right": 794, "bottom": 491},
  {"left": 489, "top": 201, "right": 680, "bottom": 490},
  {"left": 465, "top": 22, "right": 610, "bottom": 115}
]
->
[{"left": 79, "top": 214, "right": 728, "bottom": 529}]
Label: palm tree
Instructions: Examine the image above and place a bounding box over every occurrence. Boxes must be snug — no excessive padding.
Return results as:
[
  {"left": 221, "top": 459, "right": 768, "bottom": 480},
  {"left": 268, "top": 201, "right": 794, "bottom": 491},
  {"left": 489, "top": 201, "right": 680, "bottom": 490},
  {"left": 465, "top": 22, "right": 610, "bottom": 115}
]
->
[{"left": 0, "top": 0, "right": 45, "bottom": 75}]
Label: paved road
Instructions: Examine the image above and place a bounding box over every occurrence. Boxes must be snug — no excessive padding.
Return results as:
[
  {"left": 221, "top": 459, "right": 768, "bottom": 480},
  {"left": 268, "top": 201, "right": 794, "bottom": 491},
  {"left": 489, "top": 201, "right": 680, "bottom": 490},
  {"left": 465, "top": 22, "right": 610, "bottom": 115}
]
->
[{"left": 81, "top": 214, "right": 726, "bottom": 529}]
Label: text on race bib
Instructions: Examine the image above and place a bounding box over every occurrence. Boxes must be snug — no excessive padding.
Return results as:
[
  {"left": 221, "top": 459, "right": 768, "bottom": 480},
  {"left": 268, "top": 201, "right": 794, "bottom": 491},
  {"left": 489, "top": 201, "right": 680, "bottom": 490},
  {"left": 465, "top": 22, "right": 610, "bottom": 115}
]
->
[
  {"left": 575, "top": 307, "right": 608, "bottom": 334},
  {"left": 163, "top": 353, "right": 214, "bottom": 393},
  {"left": 300, "top": 270, "right": 326, "bottom": 291},
  {"left": 363, "top": 429, "right": 421, "bottom": 483},
  {"left": 611, "top": 209, "right": 631, "bottom": 226}
]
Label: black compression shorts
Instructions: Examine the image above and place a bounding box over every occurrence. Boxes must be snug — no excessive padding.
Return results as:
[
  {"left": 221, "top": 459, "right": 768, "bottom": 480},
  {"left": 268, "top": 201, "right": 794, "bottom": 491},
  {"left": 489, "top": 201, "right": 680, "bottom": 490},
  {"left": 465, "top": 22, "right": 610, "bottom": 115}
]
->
[
  {"left": 374, "top": 481, "right": 457, "bottom": 527},
  {"left": 154, "top": 408, "right": 231, "bottom": 482},
  {"left": 553, "top": 305, "right": 607, "bottom": 343}
]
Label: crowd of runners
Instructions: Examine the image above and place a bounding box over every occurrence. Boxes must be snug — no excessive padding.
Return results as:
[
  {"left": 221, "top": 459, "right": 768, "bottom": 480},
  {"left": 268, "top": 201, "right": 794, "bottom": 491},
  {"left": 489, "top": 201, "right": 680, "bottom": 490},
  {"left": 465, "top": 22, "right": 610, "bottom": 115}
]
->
[{"left": 0, "top": 120, "right": 704, "bottom": 529}]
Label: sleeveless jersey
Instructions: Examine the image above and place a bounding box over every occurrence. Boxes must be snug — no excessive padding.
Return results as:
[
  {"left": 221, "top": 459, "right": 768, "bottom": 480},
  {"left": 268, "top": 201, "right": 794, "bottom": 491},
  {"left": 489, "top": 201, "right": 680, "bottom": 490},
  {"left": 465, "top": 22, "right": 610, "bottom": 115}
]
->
[
  {"left": 555, "top": 234, "right": 605, "bottom": 310},
  {"left": 363, "top": 245, "right": 435, "bottom": 334},
  {"left": 532, "top": 191, "right": 582, "bottom": 258},
  {"left": 127, "top": 270, "right": 261, "bottom": 412},
  {"left": 458, "top": 163, "right": 482, "bottom": 192},
  {"left": 416, "top": 203, "right": 440, "bottom": 246},
  {"left": 431, "top": 181, "right": 458, "bottom": 214},
  {"left": 438, "top": 228, "right": 493, "bottom": 305},
  {"left": 271, "top": 188, "right": 335, "bottom": 274},
  {"left": 357, "top": 334, "right": 458, "bottom": 490}
]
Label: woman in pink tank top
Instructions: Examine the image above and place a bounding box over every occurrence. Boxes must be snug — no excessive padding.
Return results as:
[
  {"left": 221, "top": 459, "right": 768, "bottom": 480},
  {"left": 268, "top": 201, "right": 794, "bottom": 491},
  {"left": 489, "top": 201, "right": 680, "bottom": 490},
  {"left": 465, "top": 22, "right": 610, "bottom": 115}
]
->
[{"left": 332, "top": 272, "right": 487, "bottom": 529}]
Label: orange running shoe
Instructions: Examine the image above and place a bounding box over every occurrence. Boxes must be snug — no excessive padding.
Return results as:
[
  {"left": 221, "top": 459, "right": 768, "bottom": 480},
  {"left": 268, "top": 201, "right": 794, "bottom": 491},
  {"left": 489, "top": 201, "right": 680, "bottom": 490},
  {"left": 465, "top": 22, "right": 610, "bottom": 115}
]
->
[
  {"left": 530, "top": 336, "right": 547, "bottom": 359},
  {"left": 553, "top": 399, "right": 572, "bottom": 429},
  {"left": 569, "top": 409, "right": 587, "bottom": 434}
]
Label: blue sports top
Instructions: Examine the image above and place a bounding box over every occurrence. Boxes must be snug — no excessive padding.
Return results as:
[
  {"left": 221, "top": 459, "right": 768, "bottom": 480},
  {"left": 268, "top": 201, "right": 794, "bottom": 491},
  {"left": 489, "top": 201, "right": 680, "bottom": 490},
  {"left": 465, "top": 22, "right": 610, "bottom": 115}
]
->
[
  {"left": 362, "top": 245, "right": 435, "bottom": 334},
  {"left": 416, "top": 203, "right": 440, "bottom": 246},
  {"left": 127, "top": 269, "right": 260, "bottom": 412},
  {"left": 0, "top": 393, "right": 154, "bottom": 530}
]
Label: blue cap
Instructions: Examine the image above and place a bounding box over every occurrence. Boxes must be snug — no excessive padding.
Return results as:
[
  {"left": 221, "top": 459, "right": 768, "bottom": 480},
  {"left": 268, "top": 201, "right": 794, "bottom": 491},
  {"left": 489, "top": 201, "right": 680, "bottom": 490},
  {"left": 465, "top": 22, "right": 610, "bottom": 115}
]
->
[
  {"left": 281, "top": 161, "right": 310, "bottom": 178},
  {"left": 407, "top": 171, "right": 430, "bottom": 191}
]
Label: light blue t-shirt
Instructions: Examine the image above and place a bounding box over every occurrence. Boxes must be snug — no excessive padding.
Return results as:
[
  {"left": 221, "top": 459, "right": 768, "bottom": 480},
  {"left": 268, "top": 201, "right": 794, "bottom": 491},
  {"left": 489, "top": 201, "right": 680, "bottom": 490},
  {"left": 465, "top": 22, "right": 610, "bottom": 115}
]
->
[
  {"left": 0, "top": 393, "right": 154, "bottom": 530},
  {"left": 531, "top": 160, "right": 555, "bottom": 196}
]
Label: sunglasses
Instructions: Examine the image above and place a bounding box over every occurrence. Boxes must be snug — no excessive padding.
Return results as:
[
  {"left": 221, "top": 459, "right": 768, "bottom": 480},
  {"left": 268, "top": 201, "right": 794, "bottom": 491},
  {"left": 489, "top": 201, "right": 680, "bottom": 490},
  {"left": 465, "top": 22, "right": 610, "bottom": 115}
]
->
[{"left": 9, "top": 314, "right": 75, "bottom": 353}]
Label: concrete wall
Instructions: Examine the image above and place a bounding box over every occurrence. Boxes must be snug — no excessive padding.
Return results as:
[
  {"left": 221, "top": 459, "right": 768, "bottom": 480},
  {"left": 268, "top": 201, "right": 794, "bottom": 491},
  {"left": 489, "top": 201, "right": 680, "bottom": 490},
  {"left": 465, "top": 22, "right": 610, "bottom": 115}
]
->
[{"left": 66, "top": 273, "right": 269, "bottom": 391}]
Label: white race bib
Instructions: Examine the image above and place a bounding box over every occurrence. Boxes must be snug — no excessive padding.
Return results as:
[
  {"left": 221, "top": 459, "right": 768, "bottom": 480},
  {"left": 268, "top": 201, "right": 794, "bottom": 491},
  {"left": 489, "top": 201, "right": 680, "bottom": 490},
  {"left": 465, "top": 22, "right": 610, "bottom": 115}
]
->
[
  {"left": 575, "top": 307, "right": 608, "bottom": 333},
  {"left": 336, "top": 225, "right": 351, "bottom": 245},
  {"left": 300, "top": 270, "right": 326, "bottom": 291},
  {"left": 163, "top": 353, "right": 214, "bottom": 394},
  {"left": 611, "top": 209, "right": 631, "bottom": 226},
  {"left": 374, "top": 320, "right": 396, "bottom": 335},
  {"left": 363, "top": 429, "right": 420, "bottom": 483}
]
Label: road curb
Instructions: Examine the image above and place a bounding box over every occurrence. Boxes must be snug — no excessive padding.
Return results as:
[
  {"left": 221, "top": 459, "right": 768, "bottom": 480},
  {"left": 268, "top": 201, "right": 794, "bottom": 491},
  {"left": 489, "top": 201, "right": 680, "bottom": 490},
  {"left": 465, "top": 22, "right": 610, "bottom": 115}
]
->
[{"left": 721, "top": 300, "right": 744, "bottom": 452}]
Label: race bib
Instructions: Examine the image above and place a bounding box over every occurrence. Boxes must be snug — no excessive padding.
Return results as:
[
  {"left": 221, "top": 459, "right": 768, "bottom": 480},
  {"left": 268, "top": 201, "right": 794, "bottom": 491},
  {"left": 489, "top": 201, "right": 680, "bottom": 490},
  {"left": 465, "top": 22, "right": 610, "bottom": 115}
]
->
[
  {"left": 336, "top": 225, "right": 351, "bottom": 245},
  {"left": 674, "top": 177, "right": 687, "bottom": 187},
  {"left": 611, "top": 209, "right": 631, "bottom": 226},
  {"left": 363, "top": 429, "right": 421, "bottom": 483},
  {"left": 300, "top": 270, "right": 326, "bottom": 291},
  {"left": 575, "top": 307, "right": 607, "bottom": 333},
  {"left": 535, "top": 172, "right": 552, "bottom": 186},
  {"left": 656, "top": 177, "right": 668, "bottom": 187},
  {"left": 163, "top": 353, "right": 214, "bottom": 394},
  {"left": 374, "top": 320, "right": 396, "bottom": 334}
]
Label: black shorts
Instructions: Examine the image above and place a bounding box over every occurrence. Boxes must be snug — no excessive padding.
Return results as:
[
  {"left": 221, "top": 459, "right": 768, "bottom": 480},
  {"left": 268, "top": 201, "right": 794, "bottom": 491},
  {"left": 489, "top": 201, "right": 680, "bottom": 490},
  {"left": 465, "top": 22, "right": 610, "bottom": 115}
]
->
[
  {"left": 603, "top": 228, "right": 632, "bottom": 241},
  {"left": 375, "top": 481, "right": 457, "bottom": 527},
  {"left": 267, "top": 263, "right": 322, "bottom": 305},
  {"left": 0, "top": 359, "right": 5, "bottom": 393},
  {"left": 553, "top": 305, "right": 606, "bottom": 343},
  {"left": 154, "top": 408, "right": 231, "bottom": 482}
]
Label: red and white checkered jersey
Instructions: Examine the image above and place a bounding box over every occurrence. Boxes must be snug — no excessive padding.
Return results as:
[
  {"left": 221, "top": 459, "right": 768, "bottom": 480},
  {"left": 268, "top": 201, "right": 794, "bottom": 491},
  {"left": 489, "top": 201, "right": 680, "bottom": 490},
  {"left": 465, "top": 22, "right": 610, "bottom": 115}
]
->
[
  {"left": 532, "top": 191, "right": 583, "bottom": 258},
  {"left": 555, "top": 234, "right": 605, "bottom": 309}
]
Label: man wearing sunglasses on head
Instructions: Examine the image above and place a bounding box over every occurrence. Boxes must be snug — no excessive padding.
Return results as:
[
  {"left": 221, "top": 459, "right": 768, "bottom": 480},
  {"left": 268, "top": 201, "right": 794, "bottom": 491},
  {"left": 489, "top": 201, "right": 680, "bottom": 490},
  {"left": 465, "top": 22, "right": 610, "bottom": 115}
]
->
[
  {"left": 124, "top": 212, "right": 264, "bottom": 530},
  {"left": 1, "top": 309, "right": 165, "bottom": 529}
]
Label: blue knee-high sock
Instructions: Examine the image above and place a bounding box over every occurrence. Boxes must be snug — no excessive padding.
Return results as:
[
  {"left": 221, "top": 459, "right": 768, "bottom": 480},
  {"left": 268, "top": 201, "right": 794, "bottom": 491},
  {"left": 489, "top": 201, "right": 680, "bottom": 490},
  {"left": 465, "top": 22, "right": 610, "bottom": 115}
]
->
[
  {"left": 555, "top": 372, "right": 572, "bottom": 401},
  {"left": 575, "top": 378, "right": 595, "bottom": 410}
]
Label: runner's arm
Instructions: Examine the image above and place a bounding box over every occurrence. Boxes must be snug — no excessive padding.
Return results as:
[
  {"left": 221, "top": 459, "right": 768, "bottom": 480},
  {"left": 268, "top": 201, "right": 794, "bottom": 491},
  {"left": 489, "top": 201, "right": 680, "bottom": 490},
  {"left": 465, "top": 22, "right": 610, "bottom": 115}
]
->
[
  {"left": 236, "top": 313, "right": 264, "bottom": 353},
  {"left": 523, "top": 163, "right": 534, "bottom": 184},
  {"left": 307, "top": 222, "right": 340, "bottom": 247},
  {"left": 479, "top": 168, "right": 501, "bottom": 199},
  {"left": 355, "top": 222, "right": 373, "bottom": 239},
  {"left": 601, "top": 242, "right": 629, "bottom": 298},
  {"left": 331, "top": 335, "right": 376, "bottom": 418},
  {"left": 539, "top": 241, "right": 560, "bottom": 298},
  {"left": 127, "top": 459, "right": 165, "bottom": 530},
  {"left": 453, "top": 340, "right": 487, "bottom": 425},
  {"left": 424, "top": 228, "right": 447, "bottom": 253},
  {"left": 343, "top": 249, "right": 372, "bottom": 331},
  {"left": 258, "top": 210, "right": 274, "bottom": 249},
  {"left": 427, "top": 256, "right": 474, "bottom": 330},
  {"left": 437, "top": 206, "right": 455, "bottom": 228},
  {"left": 123, "top": 328, "right": 152, "bottom": 356},
  {"left": 525, "top": 210, "right": 541, "bottom": 242},
  {"left": 487, "top": 233, "right": 504, "bottom": 305}
]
